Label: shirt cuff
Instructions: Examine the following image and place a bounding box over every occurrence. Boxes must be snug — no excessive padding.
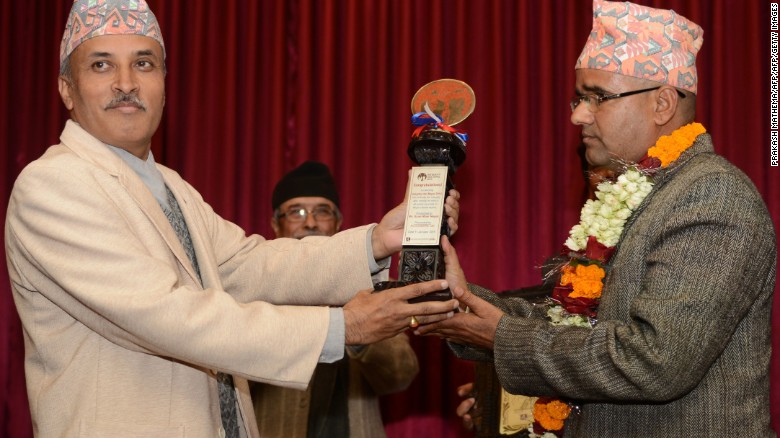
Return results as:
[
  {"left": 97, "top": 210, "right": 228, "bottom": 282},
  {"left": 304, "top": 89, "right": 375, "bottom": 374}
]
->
[
  {"left": 346, "top": 344, "right": 367, "bottom": 357},
  {"left": 366, "top": 224, "right": 391, "bottom": 275},
  {"left": 319, "top": 307, "right": 346, "bottom": 363}
]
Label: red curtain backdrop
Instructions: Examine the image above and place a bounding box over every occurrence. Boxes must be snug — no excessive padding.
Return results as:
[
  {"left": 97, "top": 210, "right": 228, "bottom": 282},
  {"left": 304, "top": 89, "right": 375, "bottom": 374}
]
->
[{"left": 1, "top": 1, "right": 777, "bottom": 437}]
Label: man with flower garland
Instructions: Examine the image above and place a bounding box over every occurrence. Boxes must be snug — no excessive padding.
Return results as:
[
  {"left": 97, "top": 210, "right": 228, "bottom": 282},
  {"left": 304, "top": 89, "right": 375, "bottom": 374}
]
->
[{"left": 420, "top": 0, "right": 777, "bottom": 437}]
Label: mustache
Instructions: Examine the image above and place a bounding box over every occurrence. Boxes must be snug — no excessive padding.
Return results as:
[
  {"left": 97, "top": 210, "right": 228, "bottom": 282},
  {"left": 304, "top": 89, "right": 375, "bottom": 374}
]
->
[{"left": 105, "top": 93, "right": 145, "bottom": 111}]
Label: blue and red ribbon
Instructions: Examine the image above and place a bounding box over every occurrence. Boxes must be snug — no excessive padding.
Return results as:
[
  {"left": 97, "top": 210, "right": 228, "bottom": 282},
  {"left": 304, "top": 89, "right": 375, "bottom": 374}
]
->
[{"left": 411, "top": 111, "right": 468, "bottom": 144}]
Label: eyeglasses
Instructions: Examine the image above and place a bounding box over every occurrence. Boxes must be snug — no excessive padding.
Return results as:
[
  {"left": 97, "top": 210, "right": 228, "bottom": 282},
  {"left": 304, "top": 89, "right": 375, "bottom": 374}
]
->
[
  {"left": 570, "top": 86, "right": 686, "bottom": 113},
  {"left": 276, "top": 206, "right": 339, "bottom": 222}
]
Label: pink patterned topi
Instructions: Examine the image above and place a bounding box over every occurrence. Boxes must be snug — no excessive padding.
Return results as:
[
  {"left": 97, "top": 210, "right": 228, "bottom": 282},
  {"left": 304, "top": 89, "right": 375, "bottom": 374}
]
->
[
  {"left": 60, "top": 0, "right": 165, "bottom": 68},
  {"left": 575, "top": 0, "right": 703, "bottom": 94}
]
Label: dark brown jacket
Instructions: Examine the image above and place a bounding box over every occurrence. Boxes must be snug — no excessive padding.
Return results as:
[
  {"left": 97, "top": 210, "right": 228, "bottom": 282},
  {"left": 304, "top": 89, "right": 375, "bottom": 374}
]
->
[{"left": 251, "top": 333, "right": 418, "bottom": 437}]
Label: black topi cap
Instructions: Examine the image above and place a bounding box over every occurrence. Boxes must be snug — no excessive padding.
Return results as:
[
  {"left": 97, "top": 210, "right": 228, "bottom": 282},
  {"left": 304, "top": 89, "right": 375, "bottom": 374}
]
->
[{"left": 271, "top": 161, "right": 340, "bottom": 211}]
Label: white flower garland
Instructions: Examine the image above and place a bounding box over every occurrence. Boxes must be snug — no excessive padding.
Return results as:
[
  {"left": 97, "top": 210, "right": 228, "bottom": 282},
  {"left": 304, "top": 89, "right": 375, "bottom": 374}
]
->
[
  {"left": 546, "top": 305, "right": 592, "bottom": 328},
  {"left": 564, "top": 168, "right": 654, "bottom": 251}
]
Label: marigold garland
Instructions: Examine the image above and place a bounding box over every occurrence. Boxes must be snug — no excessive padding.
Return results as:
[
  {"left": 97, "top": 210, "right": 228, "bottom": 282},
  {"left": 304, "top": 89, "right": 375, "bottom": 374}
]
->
[
  {"left": 529, "top": 122, "right": 706, "bottom": 438},
  {"left": 646, "top": 122, "right": 706, "bottom": 167}
]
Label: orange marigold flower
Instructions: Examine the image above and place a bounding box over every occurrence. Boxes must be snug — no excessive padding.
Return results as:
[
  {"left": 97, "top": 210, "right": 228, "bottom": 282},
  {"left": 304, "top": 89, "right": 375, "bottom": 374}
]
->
[
  {"left": 570, "top": 280, "right": 603, "bottom": 299},
  {"left": 545, "top": 400, "right": 572, "bottom": 420},
  {"left": 561, "top": 264, "right": 605, "bottom": 298},
  {"left": 564, "top": 264, "right": 605, "bottom": 299},
  {"left": 647, "top": 122, "right": 706, "bottom": 167},
  {"left": 575, "top": 264, "right": 604, "bottom": 281},
  {"left": 533, "top": 399, "right": 568, "bottom": 431},
  {"left": 538, "top": 414, "right": 565, "bottom": 432},
  {"left": 560, "top": 265, "right": 575, "bottom": 286}
]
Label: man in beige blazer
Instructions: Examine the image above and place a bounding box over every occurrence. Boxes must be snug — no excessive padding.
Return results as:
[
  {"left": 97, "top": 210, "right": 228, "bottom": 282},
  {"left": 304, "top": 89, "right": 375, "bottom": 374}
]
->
[
  {"left": 252, "top": 161, "right": 419, "bottom": 437},
  {"left": 4, "top": 1, "right": 460, "bottom": 437}
]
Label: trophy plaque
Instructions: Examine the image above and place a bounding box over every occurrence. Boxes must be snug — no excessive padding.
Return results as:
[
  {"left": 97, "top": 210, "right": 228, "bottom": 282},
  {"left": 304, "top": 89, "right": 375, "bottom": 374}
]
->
[{"left": 396, "top": 79, "right": 474, "bottom": 302}]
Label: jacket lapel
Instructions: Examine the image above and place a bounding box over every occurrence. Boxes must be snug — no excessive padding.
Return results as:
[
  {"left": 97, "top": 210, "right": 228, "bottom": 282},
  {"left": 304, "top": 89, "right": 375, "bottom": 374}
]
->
[
  {"left": 60, "top": 120, "right": 201, "bottom": 285},
  {"left": 119, "top": 171, "right": 202, "bottom": 285}
]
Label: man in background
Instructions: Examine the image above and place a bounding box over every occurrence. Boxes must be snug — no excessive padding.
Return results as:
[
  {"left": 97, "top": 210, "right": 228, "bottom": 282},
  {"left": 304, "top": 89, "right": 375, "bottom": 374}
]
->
[{"left": 252, "top": 161, "right": 419, "bottom": 438}]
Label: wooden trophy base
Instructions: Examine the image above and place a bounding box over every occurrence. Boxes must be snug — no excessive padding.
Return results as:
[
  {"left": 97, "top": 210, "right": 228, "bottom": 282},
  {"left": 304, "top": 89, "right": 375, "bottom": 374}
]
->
[{"left": 399, "top": 246, "right": 452, "bottom": 303}]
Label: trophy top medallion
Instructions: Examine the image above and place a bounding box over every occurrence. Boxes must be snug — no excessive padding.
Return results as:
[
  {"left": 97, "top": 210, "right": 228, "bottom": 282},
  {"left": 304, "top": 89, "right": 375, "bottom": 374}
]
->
[{"left": 411, "top": 79, "right": 475, "bottom": 126}]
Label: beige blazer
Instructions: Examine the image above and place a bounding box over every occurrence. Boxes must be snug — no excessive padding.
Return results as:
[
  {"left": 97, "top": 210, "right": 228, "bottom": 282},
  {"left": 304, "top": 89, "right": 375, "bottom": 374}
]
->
[{"left": 5, "top": 120, "right": 384, "bottom": 437}]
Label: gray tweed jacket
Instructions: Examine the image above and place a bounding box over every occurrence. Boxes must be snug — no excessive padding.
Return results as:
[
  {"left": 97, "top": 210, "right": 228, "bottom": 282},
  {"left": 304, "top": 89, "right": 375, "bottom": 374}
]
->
[{"left": 452, "top": 134, "right": 777, "bottom": 437}]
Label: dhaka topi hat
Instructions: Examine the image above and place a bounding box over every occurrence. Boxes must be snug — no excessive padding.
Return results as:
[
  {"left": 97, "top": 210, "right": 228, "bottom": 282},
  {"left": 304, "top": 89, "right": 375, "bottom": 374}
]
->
[
  {"left": 272, "top": 161, "right": 341, "bottom": 211},
  {"left": 575, "top": 0, "right": 703, "bottom": 94},
  {"left": 60, "top": 0, "right": 165, "bottom": 69}
]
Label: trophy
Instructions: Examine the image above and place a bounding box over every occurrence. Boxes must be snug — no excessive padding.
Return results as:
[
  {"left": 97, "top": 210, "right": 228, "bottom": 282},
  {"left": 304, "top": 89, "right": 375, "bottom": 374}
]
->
[{"left": 375, "top": 79, "right": 475, "bottom": 302}]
